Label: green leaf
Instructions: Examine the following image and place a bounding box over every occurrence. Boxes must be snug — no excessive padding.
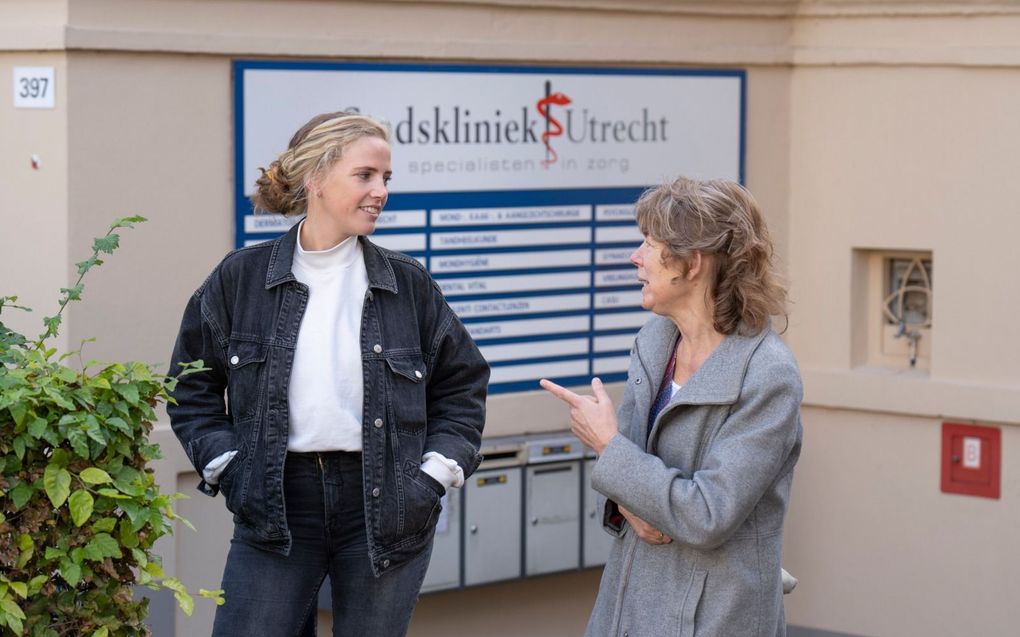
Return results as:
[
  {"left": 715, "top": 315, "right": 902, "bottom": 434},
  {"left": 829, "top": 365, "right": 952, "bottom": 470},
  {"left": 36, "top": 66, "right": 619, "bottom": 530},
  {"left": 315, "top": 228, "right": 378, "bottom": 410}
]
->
[
  {"left": 27, "top": 575, "right": 47, "bottom": 595},
  {"left": 68, "top": 489, "right": 94, "bottom": 526},
  {"left": 83, "top": 416, "right": 107, "bottom": 445},
  {"left": 97, "top": 488, "right": 130, "bottom": 500},
  {"left": 131, "top": 548, "right": 147, "bottom": 565},
  {"left": 93, "top": 517, "right": 117, "bottom": 532},
  {"left": 54, "top": 366, "right": 78, "bottom": 383},
  {"left": 43, "top": 464, "right": 71, "bottom": 507},
  {"left": 105, "top": 416, "right": 130, "bottom": 434},
  {"left": 75, "top": 255, "right": 102, "bottom": 275},
  {"left": 162, "top": 577, "right": 194, "bottom": 617},
  {"left": 91, "top": 376, "right": 111, "bottom": 390},
  {"left": 114, "top": 382, "right": 139, "bottom": 404},
  {"left": 118, "top": 520, "right": 139, "bottom": 548},
  {"left": 199, "top": 588, "right": 226, "bottom": 606},
  {"left": 59, "top": 284, "right": 84, "bottom": 301},
  {"left": 9, "top": 402, "right": 27, "bottom": 427},
  {"left": 92, "top": 627, "right": 110, "bottom": 637},
  {"left": 44, "top": 547, "right": 66, "bottom": 560},
  {"left": 8, "top": 582, "right": 27, "bottom": 599},
  {"left": 79, "top": 468, "right": 113, "bottom": 485},
  {"left": 58, "top": 559, "right": 81, "bottom": 587},
  {"left": 11, "top": 436, "right": 25, "bottom": 459},
  {"left": 1, "top": 598, "right": 26, "bottom": 621},
  {"left": 144, "top": 561, "right": 164, "bottom": 578},
  {"left": 2, "top": 615, "right": 23, "bottom": 635},
  {"left": 85, "top": 533, "right": 121, "bottom": 559},
  {"left": 27, "top": 416, "right": 47, "bottom": 439},
  {"left": 112, "top": 215, "right": 147, "bottom": 228},
  {"left": 42, "top": 314, "right": 62, "bottom": 337},
  {"left": 50, "top": 448, "right": 71, "bottom": 468},
  {"left": 10, "top": 483, "right": 33, "bottom": 510},
  {"left": 93, "top": 233, "right": 120, "bottom": 255},
  {"left": 68, "top": 429, "right": 90, "bottom": 458},
  {"left": 81, "top": 542, "right": 103, "bottom": 562}
]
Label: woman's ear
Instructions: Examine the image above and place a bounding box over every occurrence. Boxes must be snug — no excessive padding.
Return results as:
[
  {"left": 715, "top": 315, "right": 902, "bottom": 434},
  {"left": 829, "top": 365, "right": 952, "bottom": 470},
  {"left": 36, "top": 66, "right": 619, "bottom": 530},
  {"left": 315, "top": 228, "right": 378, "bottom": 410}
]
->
[
  {"left": 686, "top": 252, "right": 703, "bottom": 280},
  {"left": 305, "top": 174, "right": 321, "bottom": 199}
]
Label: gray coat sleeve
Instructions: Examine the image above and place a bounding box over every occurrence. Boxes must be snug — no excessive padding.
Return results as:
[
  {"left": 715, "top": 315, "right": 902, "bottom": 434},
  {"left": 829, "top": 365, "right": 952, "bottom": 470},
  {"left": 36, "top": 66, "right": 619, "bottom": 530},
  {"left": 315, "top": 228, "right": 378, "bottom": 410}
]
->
[{"left": 591, "top": 357, "right": 802, "bottom": 550}]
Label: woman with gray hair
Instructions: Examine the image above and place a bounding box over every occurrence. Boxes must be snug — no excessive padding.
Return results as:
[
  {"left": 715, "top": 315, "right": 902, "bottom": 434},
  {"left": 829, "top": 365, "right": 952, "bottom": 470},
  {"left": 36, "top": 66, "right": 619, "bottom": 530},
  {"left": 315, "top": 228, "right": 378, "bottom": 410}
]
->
[
  {"left": 542, "top": 177, "right": 802, "bottom": 637},
  {"left": 168, "top": 112, "right": 488, "bottom": 636}
]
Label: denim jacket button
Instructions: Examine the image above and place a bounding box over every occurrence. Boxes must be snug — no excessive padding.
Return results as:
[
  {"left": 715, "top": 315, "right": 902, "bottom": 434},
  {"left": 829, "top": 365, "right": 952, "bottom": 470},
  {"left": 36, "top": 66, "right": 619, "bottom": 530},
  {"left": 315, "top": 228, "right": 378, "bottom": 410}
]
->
[
  {"left": 382, "top": 559, "right": 390, "bottom": 568},
  {"left": 414, "top": 370, "right": 422, "bottom": 379},
  {"left": 372, "top": 344, "right": 382, "bottom": 354},
  {"left": 635, "top": 378, "right": 642, "bottom": 385},
  {"left": 372, "top": 487, "right": 381, "bottom": 497},
  {"left": 229, "top": 355, "right": 239, "bottom": 366},
  {"left": 373, "top": 418, "right": 383, "bottom": 428}
]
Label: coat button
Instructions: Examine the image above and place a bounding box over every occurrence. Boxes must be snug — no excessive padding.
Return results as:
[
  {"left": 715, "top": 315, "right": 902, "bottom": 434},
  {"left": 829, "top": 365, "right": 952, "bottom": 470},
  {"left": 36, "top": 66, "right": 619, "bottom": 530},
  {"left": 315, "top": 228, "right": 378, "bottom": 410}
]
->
[
  {"left": 414, "top": 370, "right": 422, "bottom": 379},
  {"left": 372, "top": 487, "right": 381, "bottom": 497},
  {"left": 635, "top": 378, "right": 642, "bottom": 385},
  {"left": 230, "top": 355, "right": 239, "bottom": 365},
  {"left": 372, "top": 344, "right": 382, "bottom": 353},
  {"left": 374, "top": 418, "right": 383, "bottom": 428},
  {"left": 382, "top": 559, "right": 390, "bottom": 568}
]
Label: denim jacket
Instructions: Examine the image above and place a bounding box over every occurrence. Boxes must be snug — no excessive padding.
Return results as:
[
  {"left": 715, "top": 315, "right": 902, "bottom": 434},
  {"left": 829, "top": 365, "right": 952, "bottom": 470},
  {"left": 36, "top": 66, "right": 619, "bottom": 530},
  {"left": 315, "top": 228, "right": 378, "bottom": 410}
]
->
[{"left": 167, "top": 223, "right": 489, "bottom": 575}]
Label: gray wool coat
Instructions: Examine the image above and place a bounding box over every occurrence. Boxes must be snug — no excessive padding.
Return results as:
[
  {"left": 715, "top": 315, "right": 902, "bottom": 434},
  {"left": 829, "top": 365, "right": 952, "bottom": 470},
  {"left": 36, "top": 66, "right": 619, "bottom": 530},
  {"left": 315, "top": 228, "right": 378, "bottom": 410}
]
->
[{"left": 586, "top": 316, "right": 803, "bottom": 637}]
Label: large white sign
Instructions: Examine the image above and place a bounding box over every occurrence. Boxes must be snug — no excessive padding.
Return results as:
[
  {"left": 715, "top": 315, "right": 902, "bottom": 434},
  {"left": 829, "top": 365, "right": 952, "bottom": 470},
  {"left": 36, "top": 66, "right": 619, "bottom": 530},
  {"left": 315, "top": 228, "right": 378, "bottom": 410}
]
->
[
  {"left": 241, "top": 67, "right": 741, "bottom": 194},
  {"left": 235, "top": 62, "right": 745, "bottom": 392}
]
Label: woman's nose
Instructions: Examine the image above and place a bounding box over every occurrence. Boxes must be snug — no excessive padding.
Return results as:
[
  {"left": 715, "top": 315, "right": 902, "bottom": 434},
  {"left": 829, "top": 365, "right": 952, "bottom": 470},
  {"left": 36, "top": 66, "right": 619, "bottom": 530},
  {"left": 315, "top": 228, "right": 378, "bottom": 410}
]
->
[{"left": 629, "top": 247, "right": 641, "bottom": 266}]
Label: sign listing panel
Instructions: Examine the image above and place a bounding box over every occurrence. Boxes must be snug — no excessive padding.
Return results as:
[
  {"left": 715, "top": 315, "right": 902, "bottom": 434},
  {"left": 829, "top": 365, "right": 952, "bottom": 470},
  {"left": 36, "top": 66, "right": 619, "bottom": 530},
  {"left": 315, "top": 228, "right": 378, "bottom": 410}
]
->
[{"left": 236, "top": 62, "right": 745, "bottom": 393}]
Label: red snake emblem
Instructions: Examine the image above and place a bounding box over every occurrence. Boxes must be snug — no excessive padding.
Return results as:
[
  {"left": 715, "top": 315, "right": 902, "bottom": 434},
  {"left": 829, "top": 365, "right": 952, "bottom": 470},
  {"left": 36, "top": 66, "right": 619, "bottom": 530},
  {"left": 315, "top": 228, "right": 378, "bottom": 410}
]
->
[{"left": 536, "top": 91, "right": 572, "bottom": 166}]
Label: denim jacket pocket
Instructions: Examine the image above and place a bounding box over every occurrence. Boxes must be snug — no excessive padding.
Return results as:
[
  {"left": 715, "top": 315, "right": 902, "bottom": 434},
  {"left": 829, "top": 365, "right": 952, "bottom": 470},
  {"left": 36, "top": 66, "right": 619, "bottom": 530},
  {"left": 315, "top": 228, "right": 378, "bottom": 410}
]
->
[
  {"left": 226, "top": 339, "right": 269, "bottom": 421},
  {"left": 384, "top": 355, "right": 428, "bottom": 433},
  {"left": 400, "top": 472, "right": 443, "bottom": 538},
  {"left": 218, "top": 446, "right": 250, "bottom": 518}
]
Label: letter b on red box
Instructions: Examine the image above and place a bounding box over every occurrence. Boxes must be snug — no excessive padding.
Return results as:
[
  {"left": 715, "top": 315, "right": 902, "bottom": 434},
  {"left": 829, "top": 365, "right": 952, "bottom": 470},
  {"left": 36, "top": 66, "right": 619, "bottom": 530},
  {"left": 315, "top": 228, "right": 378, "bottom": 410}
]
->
[{"left": 941, "top": 422, "right": 1001, "bottom": 499}]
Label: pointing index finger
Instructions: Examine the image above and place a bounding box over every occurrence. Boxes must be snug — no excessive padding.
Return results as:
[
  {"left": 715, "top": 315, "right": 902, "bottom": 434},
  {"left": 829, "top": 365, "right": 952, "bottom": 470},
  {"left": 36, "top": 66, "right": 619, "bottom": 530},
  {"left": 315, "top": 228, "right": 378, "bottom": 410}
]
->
[{"left": 539, "top": 378, "right": 582, "bottom": 406}]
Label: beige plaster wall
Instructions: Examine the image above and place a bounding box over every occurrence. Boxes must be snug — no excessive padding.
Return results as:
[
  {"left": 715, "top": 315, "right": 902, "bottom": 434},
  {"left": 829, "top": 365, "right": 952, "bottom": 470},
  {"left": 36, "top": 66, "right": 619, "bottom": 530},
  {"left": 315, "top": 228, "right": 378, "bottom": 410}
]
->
[
  {"left": 784, "top": 407, "right": 1020, "bottom": 636},
  {"left": 0, "top": 52, "right": 70, "bottom": 354},
  {"left": 785, "top": 64, "right": 1020, "bottom": 423},
  {"left": 64, "top": 52, "right": 233, "bottom": 368}
]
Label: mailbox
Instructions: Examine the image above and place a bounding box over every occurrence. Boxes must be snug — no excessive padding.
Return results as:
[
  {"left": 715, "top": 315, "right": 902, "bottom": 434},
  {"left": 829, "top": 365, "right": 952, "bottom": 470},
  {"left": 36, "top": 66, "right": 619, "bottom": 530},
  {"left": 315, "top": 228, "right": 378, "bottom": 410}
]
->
[
  {"left": 463, "top": 438, "right": 526, "bottom": 586},
  {"left": 420, "top": 488, "right": 461, "bottom": 592},
  {"left": 582, "top": 457, "right": 614, "bottom": 567},
  {"left": 524, "top": 436, "right": 583, "bottom": 576}
]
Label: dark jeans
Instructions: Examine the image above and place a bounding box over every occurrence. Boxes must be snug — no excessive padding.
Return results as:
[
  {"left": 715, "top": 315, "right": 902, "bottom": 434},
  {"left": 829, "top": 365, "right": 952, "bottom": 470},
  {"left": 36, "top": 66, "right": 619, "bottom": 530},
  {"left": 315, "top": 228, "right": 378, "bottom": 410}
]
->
[{"left": 212, "top": 451, "right": 432, "bottom": 637}]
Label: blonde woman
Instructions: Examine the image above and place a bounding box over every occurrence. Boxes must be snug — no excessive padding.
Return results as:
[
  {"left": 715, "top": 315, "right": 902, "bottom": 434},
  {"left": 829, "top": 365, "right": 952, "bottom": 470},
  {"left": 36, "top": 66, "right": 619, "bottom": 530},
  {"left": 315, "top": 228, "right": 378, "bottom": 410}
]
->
[
  {"left": 168, "top": 112, "right": 488, "bottom": 636},
  {"left": 543, "top": 177, "right": 801, "bottom": 637}
]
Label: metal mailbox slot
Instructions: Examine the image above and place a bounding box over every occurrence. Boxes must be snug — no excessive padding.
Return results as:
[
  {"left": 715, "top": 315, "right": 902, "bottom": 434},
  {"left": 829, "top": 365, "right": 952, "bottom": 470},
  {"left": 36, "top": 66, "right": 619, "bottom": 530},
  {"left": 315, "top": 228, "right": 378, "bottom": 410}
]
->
[
  {"left": 463, "top": 440, "right": 525, "bottom": 586},
  {"left": 420, "top": 488, "right": 461, "bottom": 593},
  {"left": 582, "top": 457, "right": 614, "bottom": 568},
  {"left": 524, "top": 437, "right": 583, "bottom": 576}
]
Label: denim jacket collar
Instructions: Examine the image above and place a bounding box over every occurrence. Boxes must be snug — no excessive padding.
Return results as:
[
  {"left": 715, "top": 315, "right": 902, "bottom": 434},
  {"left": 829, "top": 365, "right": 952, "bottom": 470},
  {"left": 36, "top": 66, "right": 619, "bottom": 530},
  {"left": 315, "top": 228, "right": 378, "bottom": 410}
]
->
[{"left": 264, "top": 220, "right": 398, "bottom": 294}]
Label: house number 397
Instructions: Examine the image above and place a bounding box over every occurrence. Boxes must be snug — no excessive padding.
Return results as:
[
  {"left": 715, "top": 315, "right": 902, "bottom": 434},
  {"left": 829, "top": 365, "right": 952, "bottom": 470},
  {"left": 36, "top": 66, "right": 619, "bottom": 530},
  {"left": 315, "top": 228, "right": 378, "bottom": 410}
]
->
[{"left": 13, "top": 67, "right": 56, "bottom": 109}]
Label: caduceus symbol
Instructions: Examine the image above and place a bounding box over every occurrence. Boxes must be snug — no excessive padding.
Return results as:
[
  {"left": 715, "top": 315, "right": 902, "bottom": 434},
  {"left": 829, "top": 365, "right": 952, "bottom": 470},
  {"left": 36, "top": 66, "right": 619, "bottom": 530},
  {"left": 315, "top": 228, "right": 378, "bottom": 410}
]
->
[{"left": 536, "top": 80, "right": 572, "bottom": 167}]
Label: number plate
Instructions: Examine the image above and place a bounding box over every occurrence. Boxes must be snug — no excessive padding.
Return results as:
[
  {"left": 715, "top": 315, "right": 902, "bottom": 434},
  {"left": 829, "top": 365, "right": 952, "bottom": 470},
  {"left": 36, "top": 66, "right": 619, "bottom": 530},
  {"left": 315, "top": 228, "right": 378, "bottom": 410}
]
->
[{"left": 13, "top": 66, "right": 55, "bottom": 109}]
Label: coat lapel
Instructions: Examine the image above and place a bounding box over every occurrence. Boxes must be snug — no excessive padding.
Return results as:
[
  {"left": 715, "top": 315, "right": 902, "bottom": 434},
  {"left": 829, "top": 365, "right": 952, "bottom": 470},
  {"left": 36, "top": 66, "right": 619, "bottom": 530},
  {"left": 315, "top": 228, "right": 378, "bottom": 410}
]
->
[{"left": 638, "top": 322, "right": 770, "bottom": 450}]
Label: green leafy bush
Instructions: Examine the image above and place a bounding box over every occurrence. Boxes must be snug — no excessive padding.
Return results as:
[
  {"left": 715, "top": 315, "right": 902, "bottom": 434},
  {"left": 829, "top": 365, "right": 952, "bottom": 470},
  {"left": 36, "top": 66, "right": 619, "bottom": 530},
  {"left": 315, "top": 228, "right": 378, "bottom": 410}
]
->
[{"left": 0, "top": 218, "right": 220, "bottom": 636}]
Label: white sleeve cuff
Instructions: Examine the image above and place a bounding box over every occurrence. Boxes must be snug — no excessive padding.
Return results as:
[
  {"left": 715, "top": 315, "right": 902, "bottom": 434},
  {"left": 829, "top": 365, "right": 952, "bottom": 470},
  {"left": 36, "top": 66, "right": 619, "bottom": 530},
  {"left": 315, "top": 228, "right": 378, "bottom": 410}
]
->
[
  {"left": 203, "top": 450, "right": 238, "bottom": 485},
  {"left": 421, "top": 451, "right": 464, "bottom": 490}
]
